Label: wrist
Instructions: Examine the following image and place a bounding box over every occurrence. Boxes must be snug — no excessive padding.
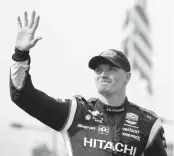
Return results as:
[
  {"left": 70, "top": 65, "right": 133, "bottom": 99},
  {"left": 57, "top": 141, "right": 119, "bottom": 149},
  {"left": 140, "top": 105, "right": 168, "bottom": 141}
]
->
[
  {"left": 12, "top": 47, "right": 30, "bottom": 61},
  {"left": 15, "top": 45, "right": 30, "bottom": 51}
]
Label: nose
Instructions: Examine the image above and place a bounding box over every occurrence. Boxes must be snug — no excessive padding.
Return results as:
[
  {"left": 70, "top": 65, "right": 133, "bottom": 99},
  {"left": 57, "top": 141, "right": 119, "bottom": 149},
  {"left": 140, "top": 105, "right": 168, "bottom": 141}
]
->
[{"left": 100, "top": 70, "right": 109, "bottom": 77}]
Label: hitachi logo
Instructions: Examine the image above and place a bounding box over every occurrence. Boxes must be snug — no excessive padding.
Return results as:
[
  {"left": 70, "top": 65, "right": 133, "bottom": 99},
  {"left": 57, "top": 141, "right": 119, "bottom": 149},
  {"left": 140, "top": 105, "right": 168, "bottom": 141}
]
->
[{"left": 84, "top": 137, "right": 137, "bottom": 156}]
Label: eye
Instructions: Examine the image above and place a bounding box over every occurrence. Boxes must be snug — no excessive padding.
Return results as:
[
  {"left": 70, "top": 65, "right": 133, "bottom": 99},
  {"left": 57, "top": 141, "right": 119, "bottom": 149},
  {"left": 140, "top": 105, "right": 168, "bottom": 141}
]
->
[
  {"left": 94, "top": 67, "right": 102, "bottom": 74},
  {"left": 109, "top": 67, "right": 118, "bottom": 71}
]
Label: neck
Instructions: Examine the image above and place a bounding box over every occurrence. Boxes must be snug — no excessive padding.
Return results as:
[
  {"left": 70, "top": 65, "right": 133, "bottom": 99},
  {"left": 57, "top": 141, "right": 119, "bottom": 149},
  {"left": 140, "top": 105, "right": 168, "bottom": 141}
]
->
[{"left": 98, "top": 91, "right": 126, "bottom": 107}]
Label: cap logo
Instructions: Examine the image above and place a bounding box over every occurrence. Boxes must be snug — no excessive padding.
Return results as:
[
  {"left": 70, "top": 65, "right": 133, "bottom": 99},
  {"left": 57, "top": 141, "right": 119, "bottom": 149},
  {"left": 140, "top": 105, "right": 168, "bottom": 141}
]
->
[{"left": 101, "top": 50, "right": 116, "bottom": 58}]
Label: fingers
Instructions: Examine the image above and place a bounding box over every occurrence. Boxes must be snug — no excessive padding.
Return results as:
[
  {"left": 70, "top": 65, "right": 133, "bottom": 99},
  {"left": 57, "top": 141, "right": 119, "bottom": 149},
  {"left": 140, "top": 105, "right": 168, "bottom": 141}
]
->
[
  {"left": 17, "top": 11, "right": 40, "bottom": 35},
  {"left": 31, "top": 36, "right": 42, "bottom": 46},
  {"left": 32, "top": 15, "right": 40, "bottom": 33},
  {"left": 17, "top": 11, "right": 35, "bottom": 28},
  {"left": 17, "top": 16, "right": 22, "bottom": 28},
  {"left": 28, "top": 10, "right": 35, "bottom": 28},
  {"left": 24, "top": 11, "right": 28, "bottom": 27}
]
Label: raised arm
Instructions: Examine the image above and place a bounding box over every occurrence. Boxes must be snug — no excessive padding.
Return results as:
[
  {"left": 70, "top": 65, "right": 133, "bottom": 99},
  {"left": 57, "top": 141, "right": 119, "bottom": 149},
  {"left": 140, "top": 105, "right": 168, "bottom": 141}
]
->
[{"left": 10, "top": 11, "right": 78, "bottom": 131}]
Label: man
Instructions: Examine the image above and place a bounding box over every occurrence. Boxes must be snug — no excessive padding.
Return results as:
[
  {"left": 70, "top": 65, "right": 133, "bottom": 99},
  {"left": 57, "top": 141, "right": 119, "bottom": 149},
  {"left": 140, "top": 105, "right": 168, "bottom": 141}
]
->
[{"left": 10, "top": 11, "right": 168, "bottom": 156}]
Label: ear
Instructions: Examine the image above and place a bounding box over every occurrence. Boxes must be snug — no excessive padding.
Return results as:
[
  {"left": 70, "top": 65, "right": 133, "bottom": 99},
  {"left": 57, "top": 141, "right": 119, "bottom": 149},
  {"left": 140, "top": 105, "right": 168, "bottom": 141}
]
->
[{"left": 124, "top": 72, "right": 131, "bottom": 85}]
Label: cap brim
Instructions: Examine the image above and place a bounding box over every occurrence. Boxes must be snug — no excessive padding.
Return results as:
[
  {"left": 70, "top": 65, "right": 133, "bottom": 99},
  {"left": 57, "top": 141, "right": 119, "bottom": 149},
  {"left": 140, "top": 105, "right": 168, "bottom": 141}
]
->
[{"left": 88, "top": 56, "right": 121, "bottom": 70}]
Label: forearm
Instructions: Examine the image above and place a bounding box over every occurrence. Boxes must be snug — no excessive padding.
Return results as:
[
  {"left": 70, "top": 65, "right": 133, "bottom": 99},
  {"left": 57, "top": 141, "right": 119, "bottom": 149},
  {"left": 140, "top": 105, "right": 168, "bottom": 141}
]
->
[{"left": 10, "top": 48, "right": 70, "bottom": 131}]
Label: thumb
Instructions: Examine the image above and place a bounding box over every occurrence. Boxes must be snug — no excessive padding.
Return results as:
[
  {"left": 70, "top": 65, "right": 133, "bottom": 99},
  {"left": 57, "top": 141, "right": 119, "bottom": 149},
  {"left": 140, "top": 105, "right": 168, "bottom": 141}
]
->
[{"left": 31, "top": 36, "right": 42, "bottom": 47}]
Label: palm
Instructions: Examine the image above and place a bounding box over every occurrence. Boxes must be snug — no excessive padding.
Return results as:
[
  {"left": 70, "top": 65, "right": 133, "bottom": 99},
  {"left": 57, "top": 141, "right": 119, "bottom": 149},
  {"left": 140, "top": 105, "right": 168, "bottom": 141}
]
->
[
  {"left": 16, "top": 28, "right": 34, "bottom": 50},
  {"left": 16, "top": 11, "right": 42, "bottom": 51}
]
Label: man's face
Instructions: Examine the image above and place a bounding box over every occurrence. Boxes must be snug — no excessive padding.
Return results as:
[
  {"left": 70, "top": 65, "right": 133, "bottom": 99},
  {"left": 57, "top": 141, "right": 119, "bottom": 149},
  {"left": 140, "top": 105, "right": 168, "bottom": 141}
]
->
[{"left": 94, "top": 64, "right": 130, "bottom": 97}]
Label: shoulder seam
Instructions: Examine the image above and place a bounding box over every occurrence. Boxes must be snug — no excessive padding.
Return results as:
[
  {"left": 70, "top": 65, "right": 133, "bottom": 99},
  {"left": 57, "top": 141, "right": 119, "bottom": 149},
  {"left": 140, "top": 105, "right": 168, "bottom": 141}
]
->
[{"left": 129, "top": 102, "right": 158, "bottom": 118}]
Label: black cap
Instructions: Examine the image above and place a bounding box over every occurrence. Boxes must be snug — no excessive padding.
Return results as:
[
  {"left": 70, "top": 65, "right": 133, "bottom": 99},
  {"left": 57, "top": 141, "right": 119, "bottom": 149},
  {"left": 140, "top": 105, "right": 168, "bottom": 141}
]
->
[{"left": 88, "top": 49, "right": 131, "bottom": 72}]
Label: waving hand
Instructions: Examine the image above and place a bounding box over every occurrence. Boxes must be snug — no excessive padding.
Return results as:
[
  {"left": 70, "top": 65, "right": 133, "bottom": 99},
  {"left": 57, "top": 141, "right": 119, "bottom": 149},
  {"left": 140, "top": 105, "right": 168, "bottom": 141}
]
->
[{"left": 16, "top": 11, "right": 42, "bottom": 51}]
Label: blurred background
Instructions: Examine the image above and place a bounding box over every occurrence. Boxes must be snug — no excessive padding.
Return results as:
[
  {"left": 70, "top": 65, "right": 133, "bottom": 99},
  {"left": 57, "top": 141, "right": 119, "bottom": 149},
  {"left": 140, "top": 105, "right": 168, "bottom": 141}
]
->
[{"left": 0, "top": 0, "right": 173, "bottom": 155}]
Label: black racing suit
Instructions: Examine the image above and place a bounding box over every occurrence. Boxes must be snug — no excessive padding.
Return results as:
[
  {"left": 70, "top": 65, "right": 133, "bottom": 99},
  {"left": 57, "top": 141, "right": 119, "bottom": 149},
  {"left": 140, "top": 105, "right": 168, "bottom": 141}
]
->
[{"left": 10, "top": 48, "right": 168, "bottom": 156}]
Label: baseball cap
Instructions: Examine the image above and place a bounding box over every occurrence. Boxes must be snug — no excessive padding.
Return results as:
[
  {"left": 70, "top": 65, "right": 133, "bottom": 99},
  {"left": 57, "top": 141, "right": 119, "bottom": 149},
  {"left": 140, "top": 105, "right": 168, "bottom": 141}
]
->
[{"left": 88, "top": 49, "right": 131, "bottom": 72}]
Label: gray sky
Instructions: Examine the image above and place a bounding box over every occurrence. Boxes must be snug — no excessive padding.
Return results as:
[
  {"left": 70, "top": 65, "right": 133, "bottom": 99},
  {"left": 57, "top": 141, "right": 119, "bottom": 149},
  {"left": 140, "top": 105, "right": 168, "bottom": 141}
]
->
[{"left": 0, "top": 0, "right": 173, "bottom": 156}]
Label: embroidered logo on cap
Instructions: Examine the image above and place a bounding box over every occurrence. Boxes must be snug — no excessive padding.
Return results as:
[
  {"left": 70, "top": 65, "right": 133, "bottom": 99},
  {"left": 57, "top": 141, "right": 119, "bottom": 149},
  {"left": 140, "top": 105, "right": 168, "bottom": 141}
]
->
[{"left": 101, "top": 50, "right": 117, "bottom": 58}]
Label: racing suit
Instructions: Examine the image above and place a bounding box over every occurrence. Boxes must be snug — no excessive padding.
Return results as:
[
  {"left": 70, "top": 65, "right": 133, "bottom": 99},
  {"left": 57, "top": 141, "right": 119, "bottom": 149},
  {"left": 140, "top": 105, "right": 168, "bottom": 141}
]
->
[{"left": 10, "top": 48, "right": 168, "bottom": 156}]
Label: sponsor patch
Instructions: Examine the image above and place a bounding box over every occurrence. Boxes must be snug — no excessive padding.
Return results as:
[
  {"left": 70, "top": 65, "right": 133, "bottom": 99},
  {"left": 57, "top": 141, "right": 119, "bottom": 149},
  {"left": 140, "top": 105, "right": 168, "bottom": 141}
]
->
[
  {"left": 98, "top": 125, "right": 109, "bottom": 135},
  {"left": 87, "top": 110, "right": 104, "bottom": 123},
  {"left": 147, "top": 115, "right": 152, "bottom": 120},
  {"left": 123, "top": 124, "right": 139, "bottom": 129},
  {"left": 125, "top": 113, "right": 139, "bottom": 125},
  {"left": 122, "top": 127, "right": 139, "bottom": 134},
  {"left": 106, "top": 107, "right": 124, "bottom": 113},
  {"left": 122, "top": 132, "right": 140, "bottom": 141},
  {"left": 77, "top": 124, "right": 96, "bottom": 130},
  {"left": 84, "top": 137, "right": 137, "bottom": 156},
  {"left": 85, "top": 114, "right": 92, "bottom": 120}
]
